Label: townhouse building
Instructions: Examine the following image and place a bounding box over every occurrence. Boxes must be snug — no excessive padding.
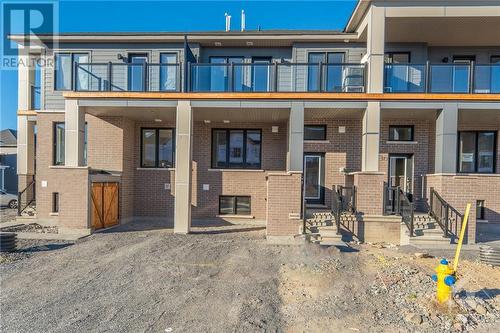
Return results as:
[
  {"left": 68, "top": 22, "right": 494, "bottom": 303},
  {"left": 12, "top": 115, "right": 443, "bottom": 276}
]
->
[{"left": 11, "top": 0, "right": 500, "bottom": 244}]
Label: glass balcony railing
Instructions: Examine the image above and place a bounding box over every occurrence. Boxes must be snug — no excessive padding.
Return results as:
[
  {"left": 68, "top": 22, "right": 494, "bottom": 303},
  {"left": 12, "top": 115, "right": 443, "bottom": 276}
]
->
[
  {"left": 190, "top": 62, "right": 365, "bottom": 92},
  {"left": 74, "top": 63, "right": 181, "bottom": 92},
  {"left": 384, "top": 63, "right": 500, "bottom": 94}
]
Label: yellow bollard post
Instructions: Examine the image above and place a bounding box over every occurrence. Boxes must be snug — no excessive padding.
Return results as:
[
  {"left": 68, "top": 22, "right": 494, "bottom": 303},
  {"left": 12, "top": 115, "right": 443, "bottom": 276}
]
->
[{"left": 453, "top": 203, "right": 471, "bottom": 272}]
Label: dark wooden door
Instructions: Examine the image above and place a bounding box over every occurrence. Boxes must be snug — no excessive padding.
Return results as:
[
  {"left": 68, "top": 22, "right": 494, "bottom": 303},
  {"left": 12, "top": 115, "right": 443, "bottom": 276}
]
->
[{"left": 91, "top": 182, "right": 119, "bottom": 229}]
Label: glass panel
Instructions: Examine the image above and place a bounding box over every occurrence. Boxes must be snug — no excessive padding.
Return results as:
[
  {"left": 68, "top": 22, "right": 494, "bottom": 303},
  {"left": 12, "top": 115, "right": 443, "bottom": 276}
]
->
[
  {"left": 304, "top": 126, "right": 326, "bottom": 141},
  {"left": 229, "top": 130, "right": 244, "bottom": 166},
  {"left": 384, "top": 64, "right": 426, "bottom": 93},
  {"left": 230, "top": 57, "right": 244, "bottom": 92},
  {"left": 55, "top": 54, "right": 71, "bottom": 90},
  {"left": 212, "top": 130, "right": 227, "bottom": 168},
  {"left": 246, "top": 131, "right": 261, "bottom": 167},
  {"left": 307, "top": 53, "right": 325, "bottom": 91},
  {"left": 219, "top": 196, "right": 235, "bottom": 215},
  {"left": 251, "top": 58, "right": 271, "bottom": 92},
  {"left": 84, "top": 123, "right": 87, "bottom": 165},
  {"left": 32, "top": 60, "right": 41, "bottom": 109},
  {"left": 209, "top": 57, "right": 228, "bottom": 92},
  {"left": 459, "top": 132, "right": 476, "bottom": 173},
  {"left": 54, "top": 123, "right": 65, "bottom": 165},
  {"left": 477, "top": 132, "right": 495, "bottom": 173},
  {"left": 128, "top": 54, "right": 147, "bottom": 91},
  {"left": 158, "top": 129, "right": 174, "bottom": 168},
  {"left": 160, "top": 53, "right": 177, "bottom": 91},
  {"left": 391, "top": 53, "right": 410, "bottom": 64},
  {"left": 305, "top": 156, "right": 320, "bottom": 199},
  {"left": 389, "top": 126, "right": 413, "bottom": 141},
  {"left": 236, "top": 197, "right": 251, "bottom": 215},
  {"left": 474, "top": 64, "right": 500, "bottom": 93},
  {"left": 74, "top": 53, "right": 89, "bottom": 90},
  {"left": 141, "top": 129, "right": 156, "bottom": 167},
  {"left": 430, "top": 64, "right": 470, "bottom": 93}
]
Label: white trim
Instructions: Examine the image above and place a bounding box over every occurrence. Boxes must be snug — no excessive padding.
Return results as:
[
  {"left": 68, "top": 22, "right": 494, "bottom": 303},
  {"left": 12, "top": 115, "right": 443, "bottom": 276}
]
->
[
  {"left": 386, "top": 140, "right": 418, "bottom": 145},
  {"left": 216, "top": 214, "right": 255, "bottom": 219},
  {"left": 208, "top": 168, "right": 265, "bottom": 172},
  {"left": 304, "top": 140, "right": 330, "bottom": 144},
  {"left": 136, "top": 167, "right": 175, "bottom": 171}
]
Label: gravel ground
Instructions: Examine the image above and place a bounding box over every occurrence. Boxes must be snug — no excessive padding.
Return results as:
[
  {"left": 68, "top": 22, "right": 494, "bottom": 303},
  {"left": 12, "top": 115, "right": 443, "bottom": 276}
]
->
[
  {"left": 1, "top": 220, "right": 499, "bottom": 333},
  {"left": 0, "top": 208, "right": 17, "bottom": 224}
]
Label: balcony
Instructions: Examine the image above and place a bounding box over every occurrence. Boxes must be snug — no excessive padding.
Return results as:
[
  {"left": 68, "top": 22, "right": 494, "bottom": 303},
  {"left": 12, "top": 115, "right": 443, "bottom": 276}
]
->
[
  {"left": 384, "top": 63, "right": 500, "bottom": 94},
  {"left": 74, "top": 62, "right": 182, "bottom": 92},
  {"left": 72, "top": 62, "right": 366, "bottom": 93}
]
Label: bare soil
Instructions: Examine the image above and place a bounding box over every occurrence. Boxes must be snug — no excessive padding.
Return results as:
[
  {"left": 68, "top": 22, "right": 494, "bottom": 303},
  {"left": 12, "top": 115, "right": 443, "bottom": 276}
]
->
[{"left": 1, "top": 220, "right": 499, "bottom": 333}]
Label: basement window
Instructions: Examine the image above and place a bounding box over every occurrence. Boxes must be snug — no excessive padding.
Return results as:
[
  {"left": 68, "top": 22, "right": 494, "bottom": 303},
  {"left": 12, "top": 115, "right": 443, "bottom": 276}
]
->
[
  {"left": 219, "top": 196, "right": 251, "bottom": 215},
  {"left": 52, "top": 192, "right": 59, "bottom": 213}
]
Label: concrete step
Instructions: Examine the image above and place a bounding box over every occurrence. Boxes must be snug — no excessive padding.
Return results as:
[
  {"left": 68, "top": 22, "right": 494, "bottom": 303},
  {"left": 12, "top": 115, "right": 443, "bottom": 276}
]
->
[{"left": 409, "top": 234, "right": 453, "bottom": 245}]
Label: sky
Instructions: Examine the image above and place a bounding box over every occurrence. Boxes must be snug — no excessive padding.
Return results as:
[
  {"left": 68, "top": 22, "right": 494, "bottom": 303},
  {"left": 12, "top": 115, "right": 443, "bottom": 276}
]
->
[{"left": 0, "top": 0, "right": 357, "bottom": 131}]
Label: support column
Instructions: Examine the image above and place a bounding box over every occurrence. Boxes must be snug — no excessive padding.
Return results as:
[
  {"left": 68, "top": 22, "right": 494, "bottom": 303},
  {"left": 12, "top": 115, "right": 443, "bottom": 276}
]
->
[
  {"left": 435, "top": 103, "right": 458, "bottom": 173},
  {"left": 287, "top": 102, "right": 304, "bottom": 172},
  {"left": 362, "top": 101, "right": 381, "bottom": 172},
  {"left": 174, "top": 100, "right": 193, "bottom": 234},
  {"left": 64, "top": 99, "right": 86, "bottom": 167},
  {"left": 366, "top": 5, "right": 386, "bottom": 93}
]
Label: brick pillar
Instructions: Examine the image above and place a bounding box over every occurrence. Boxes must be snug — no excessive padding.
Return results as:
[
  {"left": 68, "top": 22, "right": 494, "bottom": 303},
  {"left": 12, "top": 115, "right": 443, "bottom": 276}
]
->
[
  {"left": 174, "top": 100, "right": 193, "bottom": 234},
  {"left": 266, "top": 173, "right": 302, "bottom": 238},
  {"left": 353, "top": 172, "right": 385, "bottom": 215}
]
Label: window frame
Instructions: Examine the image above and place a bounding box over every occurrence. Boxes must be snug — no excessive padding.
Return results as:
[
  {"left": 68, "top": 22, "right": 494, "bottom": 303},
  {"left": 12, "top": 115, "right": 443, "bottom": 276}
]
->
[
  {"left": 218, "top": 195, "right": 251, "bottom": 215},
  {"left": 457, "top": 131, "right": 497, "bottom": 174},
  {"left": 159, "top": 52, "right": 179, "bottom": 92},
  {"left": 54, "top": 52, "right": 90, "bottom": 91},
  {"left": 52, "top": 192, "right": 59, "bottom": 213},
  {"left": 53, "top": 122, "right": 65, "bottom": 165},
  {"left": 140, "top": 127, "right": 176, "bottom": 168},
  {"left": 211, "top": 128, "right": 262, "bottom": 169},
  {"left": 304, "top": 125, "right": 327, "bottom": 141},
  {"left": 388, "top": 125, "right": 415, "bottom": 142}
]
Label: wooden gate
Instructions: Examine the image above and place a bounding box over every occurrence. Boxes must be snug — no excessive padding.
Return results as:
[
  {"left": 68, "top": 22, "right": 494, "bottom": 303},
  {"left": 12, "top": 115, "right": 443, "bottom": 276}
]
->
[{"left": 91, "top": 182, "right": 119, "bottom": 229}]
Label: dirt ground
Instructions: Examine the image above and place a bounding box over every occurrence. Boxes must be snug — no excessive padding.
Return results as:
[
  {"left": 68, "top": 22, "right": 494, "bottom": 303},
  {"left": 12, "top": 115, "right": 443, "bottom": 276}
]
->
[
  {"left": 0, "top": 208, "right": 17, "bottom": 224},
  {"left": 1, "top": 220, "right": 499, "bottom": 333}
]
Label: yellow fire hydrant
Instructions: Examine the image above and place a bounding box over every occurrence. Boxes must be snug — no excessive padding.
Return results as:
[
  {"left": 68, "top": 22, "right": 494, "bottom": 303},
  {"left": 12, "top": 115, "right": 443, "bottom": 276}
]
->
[{"left": 431, "top": 258, "right": 456, "bottom": 303}]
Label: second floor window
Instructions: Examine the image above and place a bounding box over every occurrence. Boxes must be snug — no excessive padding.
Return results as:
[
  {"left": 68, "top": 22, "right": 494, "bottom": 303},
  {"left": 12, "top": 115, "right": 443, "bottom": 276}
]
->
[
  {"left": 141, "top": 128, "right": 175, "bottom": 168},
  {"left": 212, "top": 129, "right": 261, "bottom": 169},
  {"left": 55, "top": 53, "right": 89, "bottom": 91},
  {"left": 307, "top": 52, "right": 344, "bottom": 92}
]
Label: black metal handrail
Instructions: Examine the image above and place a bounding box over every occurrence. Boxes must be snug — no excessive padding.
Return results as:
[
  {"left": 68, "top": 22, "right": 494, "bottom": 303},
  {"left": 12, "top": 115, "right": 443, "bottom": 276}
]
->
[
  {"left": 331, "top": 185, "right": 357, "bottom": 235},
  {"left": 429, "top": 187, "right": 462, "bottom": 238},
  {"left": 383, "top": 183, "right": 414, "bottom": 237},
  {"left": 17, "top": 178, "right": 36, "bottom": 216}
]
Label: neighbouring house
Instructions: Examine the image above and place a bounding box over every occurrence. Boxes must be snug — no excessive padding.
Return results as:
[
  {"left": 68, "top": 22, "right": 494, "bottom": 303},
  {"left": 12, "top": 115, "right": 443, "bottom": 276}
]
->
[
  {"left": 0, "top": 129, "right": 18, "bottom": 194},
  {"left": 8, "top": 0, "right": 500, "bottom": 244}
]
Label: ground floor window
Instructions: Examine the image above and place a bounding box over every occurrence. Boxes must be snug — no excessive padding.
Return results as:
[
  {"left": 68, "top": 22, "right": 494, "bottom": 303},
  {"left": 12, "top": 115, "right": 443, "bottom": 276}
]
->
[
  {"left": 219, "top": 196, "right": 251, "bottom": 215},
  {"left": 53, "top": 122, "right": 87, "bottom": 166},
  {"left": 212, "top": 129, "right": 261, "bottom": 169},
  {"left": 458, "top": 131, "right": 497, "bottom": 173},
  {"left": 141, "top": 128, "right": 175, "bottom": 168},
  {"left": 304, "top": 125, "right": 327, "bottom": 141},
  {"left": 389, "top": 125, "right": 414, "bottom": 141}
]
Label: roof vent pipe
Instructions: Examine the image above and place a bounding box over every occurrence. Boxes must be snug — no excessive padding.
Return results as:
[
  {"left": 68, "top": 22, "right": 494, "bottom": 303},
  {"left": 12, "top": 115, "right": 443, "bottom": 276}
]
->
[
  {"left": 225, "top": 13, "right": 231, "bottom": 32},
  {"left": 241, "top": 10, "right": 246, "bottom": 31}
]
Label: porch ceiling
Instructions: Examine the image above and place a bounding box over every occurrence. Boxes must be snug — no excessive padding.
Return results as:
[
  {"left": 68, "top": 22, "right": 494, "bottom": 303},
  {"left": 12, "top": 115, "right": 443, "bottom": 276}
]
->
[
  {"left": 381, "top": 108, "right": 437, "bottom": 120},
  {"left": 385, "top": 17, "right": 500, "bottom": 46},
  {"left": 83, "top": 106, "right": 176, "bottom": 121},
  {"left": 459, "top": 109, "right": 500, "bottom": 126},
  {"left": 193, "top": 107, "right": 290, "bottom": 122},
  {"left": 305, "top": 108, "right": 364, "bottom": 120}
]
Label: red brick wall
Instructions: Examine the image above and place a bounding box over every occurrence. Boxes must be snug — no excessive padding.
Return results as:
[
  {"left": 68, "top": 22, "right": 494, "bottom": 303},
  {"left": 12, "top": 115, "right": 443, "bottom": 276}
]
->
[{"left": 353, "top": 172, "right": 385, "bottom": 215}]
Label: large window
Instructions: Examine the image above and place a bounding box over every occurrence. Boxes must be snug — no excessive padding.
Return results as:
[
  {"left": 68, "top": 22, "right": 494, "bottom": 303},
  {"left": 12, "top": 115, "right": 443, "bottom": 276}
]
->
[
  {"left": 304, "top": 125, "right": 327, "bottom": 141},
  {"left": 389, "top": 125, "right": 414, "bottom": 141},
  {"left": 307, "top": 52, "right": 345, "bottom": 92},
  {"left": 53, "top": 122, "right": 88, "bottom": 166},
  {"left": 458, "top": 131, "right": 497, "bottom": 173},
  {"left": 212, "top": 129, "right": 261, "bottom": 169},
  {"left": 55, "top": 53, "right": 89, "bottom": 91},
  {"left": 219, "top": 196, "right": 251, "bottom": 215},
  {"left": 141, "top": 128, "right": 175, "bottom": 168},
  {"left": 384, "top": 52, "right": 411, "bottom": 64}
]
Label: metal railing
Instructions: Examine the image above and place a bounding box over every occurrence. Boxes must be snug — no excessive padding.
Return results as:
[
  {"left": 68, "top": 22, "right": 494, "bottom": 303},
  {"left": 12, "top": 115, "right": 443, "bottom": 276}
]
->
[
  {"left": 74, "top": 62, "right": 182, "bottom": 92},
  {"left": 190, "top": 62, "right": 366, "bottom": 93},
  {"left": 383, "top": 183, "right": 414, "bottom": 237},
  {"left": 17, "top": 178, "right": 36, "bottom": 216},
  {"left": 384, "top": 62, "right": 500, "bottom": 94},
  {"left": 332, "top": 185, "right": 357, "bottom": 235},
  {"left": 429, "top": 187, "right": 462, "bottom": 238}
]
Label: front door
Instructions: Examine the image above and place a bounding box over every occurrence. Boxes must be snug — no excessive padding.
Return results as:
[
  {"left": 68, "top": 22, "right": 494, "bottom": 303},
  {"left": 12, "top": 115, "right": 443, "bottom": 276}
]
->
[
  {"left": 388, "top": 154, "right": 414, "bottom": 201},
  {"left": 304, "top": 153, "right": 325, "bottom": 205},
  {"left": 128, "top": 53, "right": 148, "bottom": 91}
]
